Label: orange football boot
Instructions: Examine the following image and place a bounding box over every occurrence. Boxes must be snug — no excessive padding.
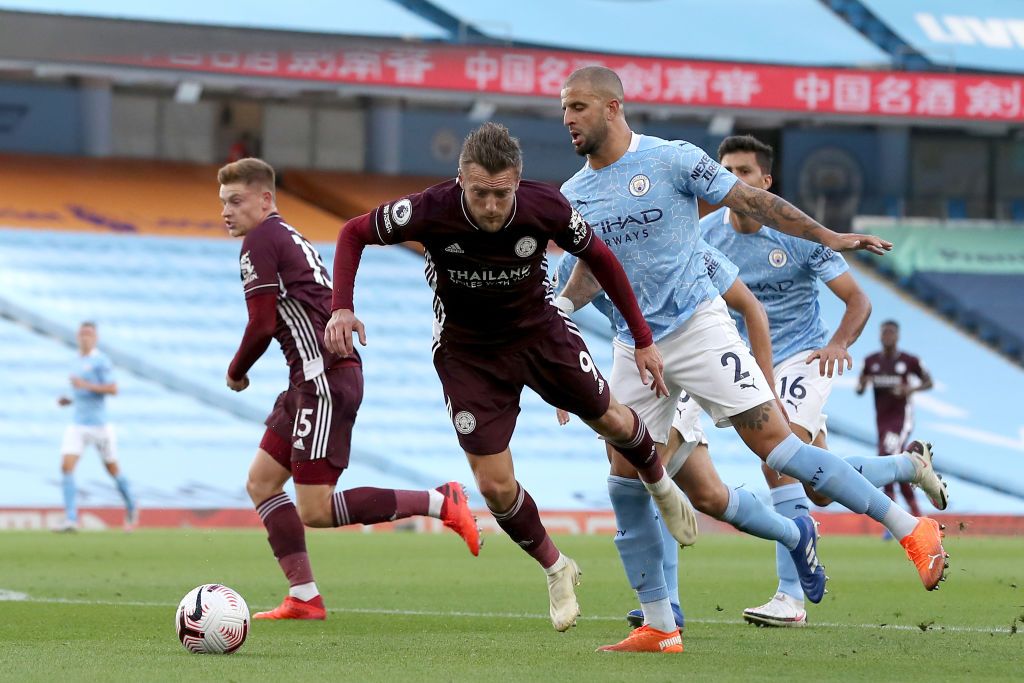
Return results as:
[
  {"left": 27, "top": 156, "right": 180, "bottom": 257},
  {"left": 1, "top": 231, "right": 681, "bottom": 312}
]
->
[
  {"left": 253, "top": 595, "right": 327, "bottom": 620},
  {"left": 598, "top": 625, "right": 683, "bottom": 653},
  {"left": 438, "top": 481, "right": 482, "bottom": 556},
  {"left": 899, "top": 517, "right": 949, "bottom": 590}
]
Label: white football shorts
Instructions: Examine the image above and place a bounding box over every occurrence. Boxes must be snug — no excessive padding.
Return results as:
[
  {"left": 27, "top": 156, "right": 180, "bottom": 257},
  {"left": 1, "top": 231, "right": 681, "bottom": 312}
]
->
[
  {"left": 664, "top": 393, "right": 708, "bottom": 478},
  {"left": 610, "top": 296, "right": 775, "bottom": 444},
  {"left": 60, "top": 424, "right": 118, "bottom": 463},
  {"left": 773, "top": 350, "right": 835, "bottom": 441}
]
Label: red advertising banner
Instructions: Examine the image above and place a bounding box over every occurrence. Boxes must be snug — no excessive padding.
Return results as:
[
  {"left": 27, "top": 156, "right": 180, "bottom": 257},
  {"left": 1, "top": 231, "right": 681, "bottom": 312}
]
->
[{"left": 93, "top": 45, "right": 1024, "bottom": 121}]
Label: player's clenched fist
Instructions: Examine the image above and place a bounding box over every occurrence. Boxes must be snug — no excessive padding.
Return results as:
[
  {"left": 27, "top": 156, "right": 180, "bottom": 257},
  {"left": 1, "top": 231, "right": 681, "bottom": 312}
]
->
[{"left": 324, "top": 308, "right": 367, "bottom": 357}]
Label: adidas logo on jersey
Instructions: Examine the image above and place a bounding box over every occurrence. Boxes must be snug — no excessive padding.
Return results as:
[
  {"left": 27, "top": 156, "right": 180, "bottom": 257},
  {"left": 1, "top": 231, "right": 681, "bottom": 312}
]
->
[
  {"left": 293, "top": 439, "right": 305, "bottom": 451},
  {"left": 445, "top": 243, "right": 464, "bottom": 254}
]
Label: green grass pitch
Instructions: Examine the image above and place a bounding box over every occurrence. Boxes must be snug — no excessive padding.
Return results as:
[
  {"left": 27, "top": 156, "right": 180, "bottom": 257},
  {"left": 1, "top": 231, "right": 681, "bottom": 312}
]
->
[{"left": 1, "top": 528, "right": 1021, "bottom": 682}]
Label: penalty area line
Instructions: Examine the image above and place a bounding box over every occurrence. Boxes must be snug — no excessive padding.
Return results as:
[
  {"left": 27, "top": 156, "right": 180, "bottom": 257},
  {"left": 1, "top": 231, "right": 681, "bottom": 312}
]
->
[{"left": 1, "top": 590, "right": 1012, "bottom": 634}]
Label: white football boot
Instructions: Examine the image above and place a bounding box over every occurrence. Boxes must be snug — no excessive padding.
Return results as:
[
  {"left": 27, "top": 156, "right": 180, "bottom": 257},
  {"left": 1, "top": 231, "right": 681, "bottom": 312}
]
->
[
  {"left": 907, "top": 440, "right": 949, "bottom": 510},
  {"left": 645, "top": 478, "right": 699, "bottom": 546},
  {"left": 743, "top": 592, "right": 808, "bottom": 628},
  {"left": 546, "top": 555, "right": 582, "bottom": 632}
]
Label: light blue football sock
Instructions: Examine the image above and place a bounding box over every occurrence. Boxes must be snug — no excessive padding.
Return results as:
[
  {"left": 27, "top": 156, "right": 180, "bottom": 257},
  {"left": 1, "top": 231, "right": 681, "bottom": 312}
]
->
[
  {"left": 658, "top": 515, "right": 680, "bottom": 607},
  {"left": 844, "top": 454, "right": 917, "bottom": 487},
  {"left": 720, "top": 486, "right": 800, "bottom": 550},
  {"left": 766, "top": 434, "right": 916, "bottom": 537},
  {"left": 770, "top": 483, "right": 809, "bottom": 601},
  {"left": 608, "top": 475, "right": 669, "bottom": 606},
  {"left": 113, "top": 474, "right": 135, "bottom": 513},
  {"left": 62, "top": 472, "right": 77, "bottom": 522}
]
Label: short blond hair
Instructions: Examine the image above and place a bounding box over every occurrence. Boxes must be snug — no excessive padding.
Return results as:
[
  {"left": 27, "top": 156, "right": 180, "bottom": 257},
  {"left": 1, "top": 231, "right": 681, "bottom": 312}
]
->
[{"left": 217, "top": 157, "right": 275, "bottom": 195}]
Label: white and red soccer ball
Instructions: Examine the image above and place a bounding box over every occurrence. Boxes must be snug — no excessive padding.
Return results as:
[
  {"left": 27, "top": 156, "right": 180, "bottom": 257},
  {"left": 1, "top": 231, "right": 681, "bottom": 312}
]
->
[{"left": 175, "top": 584, "right": 250, "bottom": 654}]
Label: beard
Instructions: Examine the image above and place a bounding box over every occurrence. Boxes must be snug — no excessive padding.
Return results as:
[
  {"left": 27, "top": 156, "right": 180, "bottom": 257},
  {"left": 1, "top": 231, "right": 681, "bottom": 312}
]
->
[{"left": 574, "top": 122, "right": 607, "bottom": 157}]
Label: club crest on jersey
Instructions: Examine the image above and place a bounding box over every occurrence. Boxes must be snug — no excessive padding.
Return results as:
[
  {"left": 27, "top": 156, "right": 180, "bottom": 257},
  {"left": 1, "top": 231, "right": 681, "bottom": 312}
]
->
[
  {"left": 628, "top": 174, "right": 651, "bottom": 197},
  {"left": 392, "top": 198, "right": 413, "bottom": 227},
  {"left": 768, "top": 248, "right": 788, "bottom": 268},
  {"left": 454, "top": 411, "right": 477, "bottom": 435},
  {"left": 895, "top": 361, "right": 907, "bottom": 374},
  {"left": 239, "top": 250, "right": 258, "bottom": 285},
  {"left": 514, "top": 236, "right": 538, "bottom": 257}
]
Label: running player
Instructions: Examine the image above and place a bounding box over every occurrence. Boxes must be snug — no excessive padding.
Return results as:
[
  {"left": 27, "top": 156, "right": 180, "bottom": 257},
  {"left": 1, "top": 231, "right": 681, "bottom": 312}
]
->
[
  {"left": 220, "top": 157, "right": 480, "bottom": 621},
  {"left": 858, "top": 320, "right": 937, "bottom": 518},
  {"left": 325, "top": 122, "right": 695, "bottom": 635},
  {"left": 554, "top": 242, "right": 782, "bottom": 634},
  {"left": 702, "top": 135, "right": 948, "bottom": 627},
  {"left": 55, "top": 321, "right": 137, "bottom": 532},
  {"left": 557, "top": 66, "right": 948, "bottom": 652}
]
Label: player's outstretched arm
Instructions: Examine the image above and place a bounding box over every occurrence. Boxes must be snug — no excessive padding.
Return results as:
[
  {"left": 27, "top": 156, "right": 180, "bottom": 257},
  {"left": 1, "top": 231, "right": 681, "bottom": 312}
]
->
[
  {"left": 328, "top": 213, "right": 376, "bottom": 356},
  {"left": 806, "top": 272, "right": 871, "bottom": 378},
  {"left": 722, "top": 182, "right": 892, "bottom": 255}
]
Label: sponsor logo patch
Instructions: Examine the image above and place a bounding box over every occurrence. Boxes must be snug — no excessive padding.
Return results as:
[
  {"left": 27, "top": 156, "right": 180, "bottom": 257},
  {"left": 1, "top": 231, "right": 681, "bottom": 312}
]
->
[
  {"left": 240, "top": 250, "right": 258, "bottom": 285},
  {"left": 514, "top": 236, "right": 538, "bottom": 257},
  {"left": 769, "top": 248, "right": 788, "bottom": 268},
  {"left": 392, "top": 198, "right": 413, "bottom": 226},
  {"left": 628, "top": 174, "right": 651, "bottom": 196},
  {"left": 454, "top": 411, "right": 477, "bottom": 435},
  {"left": 568, "top": 208, "right": 589, "bottom": 246}
]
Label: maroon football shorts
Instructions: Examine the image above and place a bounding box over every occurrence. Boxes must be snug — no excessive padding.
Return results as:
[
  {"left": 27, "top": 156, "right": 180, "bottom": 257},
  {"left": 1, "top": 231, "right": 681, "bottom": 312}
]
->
[
  {"left": 433, "top": 313, "right": 610, "bottom": 455},
  {"left": 876, "top": 416, "right": 911, "bottom": 456},
  {"left": 261, "top": 365, "right": 363, "bottom": 485}
]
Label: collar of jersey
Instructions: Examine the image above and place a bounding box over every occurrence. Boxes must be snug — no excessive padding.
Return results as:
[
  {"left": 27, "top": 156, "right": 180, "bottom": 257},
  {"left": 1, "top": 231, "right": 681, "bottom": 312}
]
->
[
  {"left": 584, "top": 132, "right": 642, "bottom": 172},
  {"left": 460, "top": 190, "right": 517, "bottom": 231}
]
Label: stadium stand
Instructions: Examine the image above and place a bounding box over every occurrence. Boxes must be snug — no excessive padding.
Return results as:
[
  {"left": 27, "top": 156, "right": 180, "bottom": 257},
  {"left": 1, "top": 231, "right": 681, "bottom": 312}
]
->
[
  {"left": 2, "top": 220, "right": 1022, "bottom": 514},
  {"left": 854, "top": 220, "right": 1024, "bottom": 364}
]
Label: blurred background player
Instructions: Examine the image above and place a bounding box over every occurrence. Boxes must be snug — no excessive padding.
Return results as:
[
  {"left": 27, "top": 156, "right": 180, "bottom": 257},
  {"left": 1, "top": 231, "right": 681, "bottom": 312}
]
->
[
  {"left": 858, "top": 320, "right": 937, "bottom": 527},
  {"left": 557, "top": 66, "right": 948, "bottom": 651},
  {"left": 326, "top": 122, "right": 693, "bottom": 634},
  {"left": 701, "top": 135, "right": 947, "bottom": 627},
  {"left": 220, "top": 157, "right": 480, "bottom": 621},
  {"left": 55, "top": 321, "right": 137, "bottom": 532}
]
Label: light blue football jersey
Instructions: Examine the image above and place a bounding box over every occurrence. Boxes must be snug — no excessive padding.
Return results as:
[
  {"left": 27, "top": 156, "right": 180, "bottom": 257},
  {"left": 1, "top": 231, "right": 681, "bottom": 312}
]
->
[
  {"left": 560, "top": 134, "right": 739, "bottom": 344},
  {"left": 70, "top": 349, "right": 114, "bottom": 426},
  {"left": 554, "top": 240, "right": 738, "bottom": 323},
  {"left": 700, "top": 207, "right": 849, "bottom": 366}
]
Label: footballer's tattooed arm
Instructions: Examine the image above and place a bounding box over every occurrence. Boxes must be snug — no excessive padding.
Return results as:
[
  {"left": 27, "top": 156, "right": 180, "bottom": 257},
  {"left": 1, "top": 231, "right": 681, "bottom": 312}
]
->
[
  {"left": 558, "top": 258, "right": 603, "bottom": 311},
  {"left": 721, "top": 182, "right": 892, "bottom": 255}
]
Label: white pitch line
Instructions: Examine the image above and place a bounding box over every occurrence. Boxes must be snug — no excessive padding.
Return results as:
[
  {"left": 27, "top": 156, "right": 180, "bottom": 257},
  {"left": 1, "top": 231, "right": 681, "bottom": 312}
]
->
[{"left": 1, "top": 590, "right": 1015, "bottom": 634}]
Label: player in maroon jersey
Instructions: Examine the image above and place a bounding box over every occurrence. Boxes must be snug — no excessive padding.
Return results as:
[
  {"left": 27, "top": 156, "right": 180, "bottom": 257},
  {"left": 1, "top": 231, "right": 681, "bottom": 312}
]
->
[
  {"left": 219, "top": 158, "right": 481, "bottom": 621},
  {"left": 857, "top": 320, "right": 935, "bottom": 517},
  {"left": 326, "top": 123, "right": 697, "bottom": 632}
]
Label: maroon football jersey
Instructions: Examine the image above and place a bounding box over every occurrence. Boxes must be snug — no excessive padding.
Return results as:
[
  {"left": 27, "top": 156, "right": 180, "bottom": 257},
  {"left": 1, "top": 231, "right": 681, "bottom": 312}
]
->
[
  {"left": 239, "top": 213, "right": 354, "bottom": 384},
  {"left": 366, "top": 179, "right": 594, "bottom": 348},
  {"left": 862, "top": 350, "right": 926, "bottom": 427}
]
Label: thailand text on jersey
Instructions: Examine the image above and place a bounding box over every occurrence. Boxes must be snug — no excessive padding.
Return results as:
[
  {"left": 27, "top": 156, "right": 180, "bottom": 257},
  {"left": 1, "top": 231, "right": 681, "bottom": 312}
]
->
[{"left": 367, "top": 179, "right": 594, "bottom": 349}]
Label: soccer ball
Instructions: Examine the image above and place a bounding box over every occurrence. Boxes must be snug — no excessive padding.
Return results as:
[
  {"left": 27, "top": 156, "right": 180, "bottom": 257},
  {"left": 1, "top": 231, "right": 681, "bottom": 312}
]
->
[{"left": 175, "top": 584, "right": 250, "bottom": 654}]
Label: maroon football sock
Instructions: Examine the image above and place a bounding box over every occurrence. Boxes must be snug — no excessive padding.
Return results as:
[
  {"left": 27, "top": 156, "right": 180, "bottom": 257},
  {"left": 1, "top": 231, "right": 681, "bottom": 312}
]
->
[
  {"left": 489, "top": 483, "right": 560, "bottom": 569},
  {"left": 608, "top": 407, "right": 662, "bottom": 482},
  {"left": 331, "top": 487, "right": 429, "bottom": 526},
  {"left": 256, "top": 492, "right": 314, "bottom": 587}
]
